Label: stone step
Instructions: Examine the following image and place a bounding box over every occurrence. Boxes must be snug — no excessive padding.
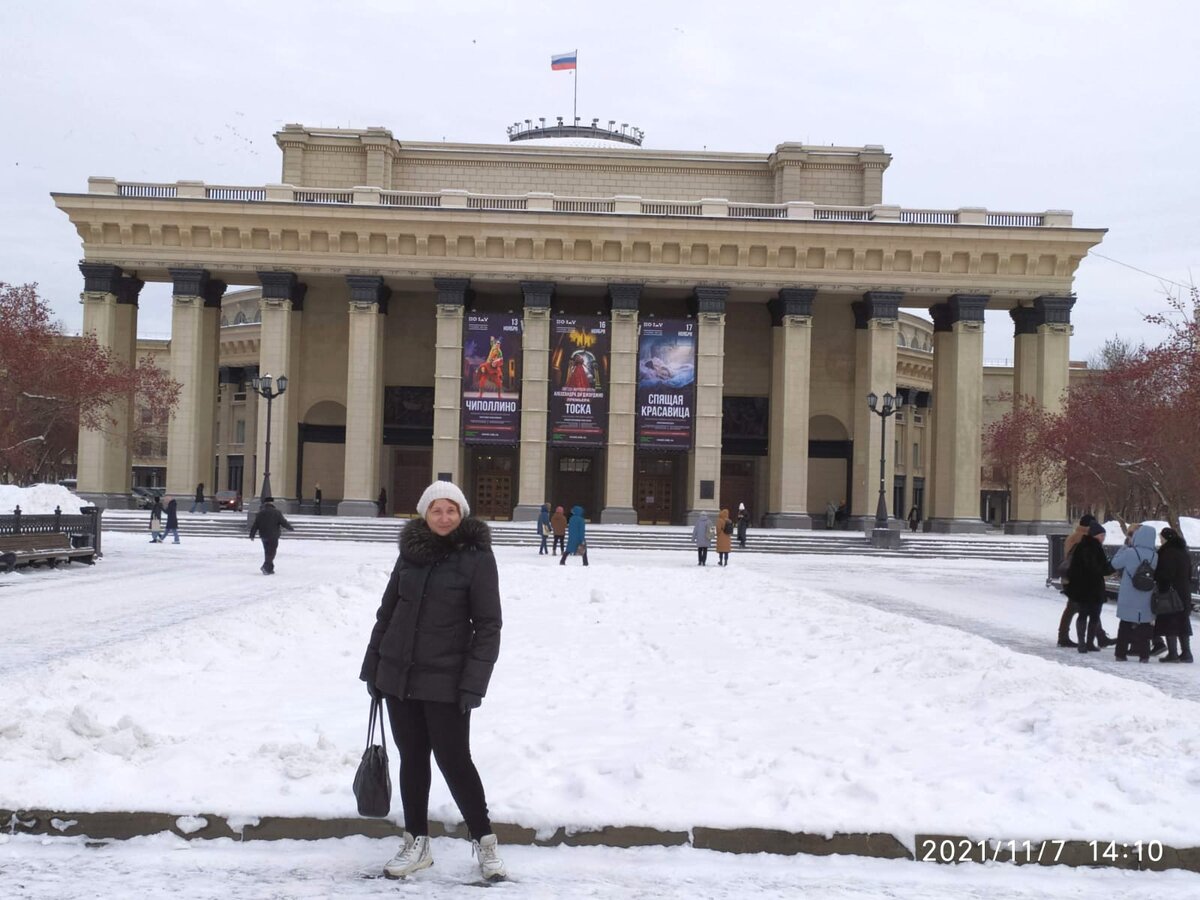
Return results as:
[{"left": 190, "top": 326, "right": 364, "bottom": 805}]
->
[{"left": 104, "top": 511, "right": 1046, "bottom": 562}]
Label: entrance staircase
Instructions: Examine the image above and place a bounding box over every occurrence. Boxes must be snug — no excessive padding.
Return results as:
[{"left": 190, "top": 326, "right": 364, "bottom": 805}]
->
[{"left": 103, "top": 510, "right": 1047, "bottom": 562}]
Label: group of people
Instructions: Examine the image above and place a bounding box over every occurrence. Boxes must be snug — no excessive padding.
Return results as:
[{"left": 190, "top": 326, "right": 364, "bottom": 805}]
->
[
  {"left": 692, "top": 505, "right": 750, "bottom": 566},
  {"left": 1059, "top": 514, "right": 1194, "bottom": 663},
  {"left": 536, "top": 503, "right": 587, "bottom": 565}
]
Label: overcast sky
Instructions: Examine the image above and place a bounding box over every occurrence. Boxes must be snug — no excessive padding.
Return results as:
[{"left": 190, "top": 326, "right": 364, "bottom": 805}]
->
[{"left": 2, "top": 0, "right": 1196, "bottom": 364}]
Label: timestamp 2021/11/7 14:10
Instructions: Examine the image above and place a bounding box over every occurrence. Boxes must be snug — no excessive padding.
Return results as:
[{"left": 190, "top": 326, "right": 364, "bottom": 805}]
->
[{"left": 916, "top": 837, "right": 1166, "bottom": 866}]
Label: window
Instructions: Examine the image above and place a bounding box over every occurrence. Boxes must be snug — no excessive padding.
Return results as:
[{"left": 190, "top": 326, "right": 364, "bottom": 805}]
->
[
  {"left": 895, "top": 439, "right": 901, "bottom": 466},
  {"left": 559, "top": 457, "right": 591, "bottom": 473},
  {"left": 234, "top": 311, "right": 247, "bottom": 325},
  {"left": 912, "top": 442, "right": 920, "bottom": 469},
  {"left": 235, "top": 419, "right": 246, "bottom": 444}
]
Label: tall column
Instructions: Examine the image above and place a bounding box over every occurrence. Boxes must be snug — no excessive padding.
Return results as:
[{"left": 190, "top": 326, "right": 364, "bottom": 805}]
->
[
  {"left": 765, "top": 288, "right": 815, "bottom": 528},
  {"left": 339, "top": 276, "right": 390, "bottom": 516},
  {"left": 254, "top": 271, "right": 306, "bottom": 512},
  {"left": 926, "top": 295, "right": 989, "bottom": 533},
  {"left": 166, "top": 268, "right": 225, "bottom": 507},
  {"left": 1005, "top": 296, "right": 1074, "bottom": 534},
  {"left": 431, "top": 278, "right": 469, "bottom": 485},
  {"left": 601, "top": 283, "right": 641, "bottom": 523},
  {"left": 513, "top": 281, "right": 553, "bottom": 520},
  {"left": 686, "top": 286, "right": 727, "bottom": 523},
  {"left": 216, "top": 376, "right": 234, "bottom": 493},
  {"left": 850, "top": 291, "right": 901, "bottom": 528},
  {"left": 76, "top": 263, "right": 141, "bottom": 509}
]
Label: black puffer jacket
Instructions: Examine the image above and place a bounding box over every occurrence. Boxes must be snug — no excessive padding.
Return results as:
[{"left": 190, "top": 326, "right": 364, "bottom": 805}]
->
[
  {"left": 361, "top": 517, "right": 501, "bottom": 703},
  {"left": 1065, "top": 535, "right": 1112, "bottom": 605}
]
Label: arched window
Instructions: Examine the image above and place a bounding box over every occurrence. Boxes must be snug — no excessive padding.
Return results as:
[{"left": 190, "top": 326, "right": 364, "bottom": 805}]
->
[
  {"left": 234, "top": 311, "right": 247, "bottom": 325},
  {"left": 896, "top": 332, "right": 907, "bottom": 348}
]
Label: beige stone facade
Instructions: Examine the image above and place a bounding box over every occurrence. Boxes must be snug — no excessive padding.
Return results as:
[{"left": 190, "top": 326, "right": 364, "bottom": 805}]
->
[{"left": 55, "top": 125, "right": 1105, "bottom": 531}]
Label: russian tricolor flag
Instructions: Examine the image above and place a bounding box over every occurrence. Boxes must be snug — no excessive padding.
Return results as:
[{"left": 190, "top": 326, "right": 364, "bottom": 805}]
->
[{"left": 551, "top": 51, "right": 577, "bottom": 71}]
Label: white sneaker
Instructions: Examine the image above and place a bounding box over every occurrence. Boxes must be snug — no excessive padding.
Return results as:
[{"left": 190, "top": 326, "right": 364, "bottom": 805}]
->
[
  {"left": 473, "top": 833, "right": 507, "bottom": 882},
  {"left": 382, "top": 831, "right": 433, "bottom": 879}
]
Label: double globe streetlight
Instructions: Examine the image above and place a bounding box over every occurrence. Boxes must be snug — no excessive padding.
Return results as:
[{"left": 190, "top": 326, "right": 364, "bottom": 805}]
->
[
  {"left": 249, "top": 373, "right": 288, "bottom": 502},
  {"left": 866, "top": 390, "right": 904, "bottom": 530}
]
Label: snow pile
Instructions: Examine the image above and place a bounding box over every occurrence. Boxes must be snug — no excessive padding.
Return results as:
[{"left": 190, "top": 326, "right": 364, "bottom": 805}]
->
[
  {"left": 0, "top": 484, "right": 88, "bottom": 515},
  {"left": 1103, "top": 518, "right": 1200, "bottom": 546},
  {"left": 1180, "top": 516, "right": 1200, "bottom": 546},
  {"left": 2, "top": 533, "right": 1200, "bottom": 848}
]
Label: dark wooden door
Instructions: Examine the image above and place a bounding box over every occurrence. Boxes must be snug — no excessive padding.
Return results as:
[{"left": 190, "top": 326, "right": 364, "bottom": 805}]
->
[
  {"left": 392, "top": 448, "right": 431, "bottom": 516},
  {"left": 471, "top": 450, "right": 515, "bottom": 520}
]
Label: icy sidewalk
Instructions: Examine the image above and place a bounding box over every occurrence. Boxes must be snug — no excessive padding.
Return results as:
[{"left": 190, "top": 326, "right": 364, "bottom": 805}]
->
[
  {"left": 3, "top": 833, "right": 1199, "bottom": 900},
  {"left": 2, "top": 534, "right": 1200, "bottom": 852}
]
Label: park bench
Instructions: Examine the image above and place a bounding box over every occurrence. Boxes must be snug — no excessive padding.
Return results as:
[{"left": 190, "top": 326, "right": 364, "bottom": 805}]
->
[{"left": 0, "top": 532, "right": 96, "bottom": 573}]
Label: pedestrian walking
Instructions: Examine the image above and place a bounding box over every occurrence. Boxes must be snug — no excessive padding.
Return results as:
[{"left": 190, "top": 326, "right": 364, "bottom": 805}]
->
[
  {"left": 377, "top": 487, "right": 388, "bottom": 518},
  {"left": 163, "top": 498, "right": 181, "bottom": 543},
  {"left": 550, "top": 505, "right": 567, "bottom": 555},
  {"left": 736, "top": 503, "right": 749, "bottom": 548},
  {"left": 1064, "top": 521, "right": 1113, "bottom": 652},
  {"left": 536, "top": 503, "right": 551, "bottom": 555},
  {"left": 360, "top": 480, "right": 507, "bottom": 882},
  {"left": 314, "top": 483, "right": 322, "bottom": 516},
  {"left": 825, "top": 501, "right": 837, "bottom": 530},
  {"left": 692, "top": 512, "right": 713, "bottom": 566},
  {"left": 1154, "top": 526, "right": 1194, "bottom": 663},
  {"left": 190, "top": 483, "right": 206, "bottom": 514},
  {"left": 1111, "top": 523, "right": 1158, "bottom": 662},
  {"left": 149, "top": 495, "right": 163, "bottom": 543},
  {"left": 715, "top": 508, "right": 733, "bottom": 566},
  {"left": 560, "top": 505, "right": 588, "bottom": 566},
  {"left": 248, "top": 496, "right": 294, "bottom": 575},
  {"left": 907, "top": 506, "right": 920, "bottom": 532}
]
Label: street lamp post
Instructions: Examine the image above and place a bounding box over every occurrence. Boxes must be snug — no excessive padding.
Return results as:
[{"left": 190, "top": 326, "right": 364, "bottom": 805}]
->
[
  {"left": 249, "top": 373, "right": 288, "bottom": 501},
  {"left": 866, "top": 390, "right": 904, "bottom": 530}
]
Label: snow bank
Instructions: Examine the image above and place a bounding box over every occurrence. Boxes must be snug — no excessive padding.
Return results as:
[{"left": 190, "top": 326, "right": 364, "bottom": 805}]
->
[{"left": 0, "top": 484, "right": 87, "bottom": 515}]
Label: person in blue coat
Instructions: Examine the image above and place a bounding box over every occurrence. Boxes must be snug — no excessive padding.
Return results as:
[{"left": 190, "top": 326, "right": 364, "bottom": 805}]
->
[
  {"left": 1111, "top": 523, "right": 1159, "bottom": 662},
  {"left": 536, "top": 503, "right": 551, "bottom": 555},
  {"left": 559, "top": 505, "right": 588, "bottom": 566}
]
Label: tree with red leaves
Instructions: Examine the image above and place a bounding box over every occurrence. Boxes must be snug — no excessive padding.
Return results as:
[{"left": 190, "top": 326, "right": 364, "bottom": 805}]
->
[
  {"left": 985, "top": 287, "right": 1200, "bottom": 524},
  {"left": 0, "top": 282, "right": 180, "bottom": 484}
]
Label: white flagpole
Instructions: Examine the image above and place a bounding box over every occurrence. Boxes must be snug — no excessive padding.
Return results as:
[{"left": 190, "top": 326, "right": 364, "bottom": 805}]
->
[{"left": 573, "top": 49, "right": 578, "bottom": 124}]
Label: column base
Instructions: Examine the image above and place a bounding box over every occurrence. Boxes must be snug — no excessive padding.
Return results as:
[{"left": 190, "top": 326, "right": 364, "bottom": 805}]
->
[
  {"left": 763, "top": 513, "right": 813, "bottom": 529},
  {"left": 338, "top": 499, "right": 383, "bottom": 518},
  {"left": 600, "top": 506, "right": 638, "bottom": 524},
  {"left": 79, "top": 492, "right": 132, "bottom": 511},
  {"left": 685, "top": 508, "right": 720, "bottom": 525},
  {"left": 869, "top": 528, "right": 902, "bottom": 549},
  {"left": 1004, "top": 519, "right": 1071, "bottom": 535},
  {"left": 924, "top": 517, "right": 991, "bottom": 534},
  {"left": 848, "top": 515, "right": 902, "bottom": 532},
  {"left": 511, "top": 504, "right": 543, "bottom": 522}
]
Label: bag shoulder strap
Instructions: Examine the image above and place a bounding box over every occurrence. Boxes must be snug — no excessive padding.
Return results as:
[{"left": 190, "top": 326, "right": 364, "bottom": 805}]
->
[{"left": 366, "top": 697, "right": 388, "bottom": 754}]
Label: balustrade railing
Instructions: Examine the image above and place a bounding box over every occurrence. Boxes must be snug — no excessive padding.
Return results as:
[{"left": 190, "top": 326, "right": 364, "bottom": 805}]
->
[{"left": 99, "top": 181, "right": 1063, "bottom": 228}]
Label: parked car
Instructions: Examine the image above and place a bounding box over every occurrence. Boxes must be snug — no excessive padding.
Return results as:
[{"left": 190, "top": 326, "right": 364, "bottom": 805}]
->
[
  {"left": 130, "top": 486, "right": 159, "bottom": 509},
  {"left": 215, "top": 490, "right": 242, "bottom": 512}
]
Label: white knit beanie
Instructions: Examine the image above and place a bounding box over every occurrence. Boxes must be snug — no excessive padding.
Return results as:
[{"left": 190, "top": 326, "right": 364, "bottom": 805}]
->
[{"left": 416, "top": 480, "right": 470, "bottom": 518}]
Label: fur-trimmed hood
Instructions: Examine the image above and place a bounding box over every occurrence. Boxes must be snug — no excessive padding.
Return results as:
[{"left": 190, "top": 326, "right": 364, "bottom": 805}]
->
[{"left": 400, "top": 515, "right": 492, "bottom": 565}]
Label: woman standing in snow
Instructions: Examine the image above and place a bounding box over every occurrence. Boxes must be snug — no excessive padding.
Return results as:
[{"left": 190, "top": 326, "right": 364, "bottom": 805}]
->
[
  {"left": 735, "top": 503, "right": 749, "bottom": 548},
  {"left": 715, "top": 508, "right": 733, "bottom": 567},
  {"left": 692, "top": 513, "right": 713, "bottom": 566},
  {"left": 559, "top": 505, "right": 588, "bottom": 566},
  {"left": 1154, "top": 526, "right": 1194, "bottom": 663},
  {"left": 550, "top": 505, "right": 567, "bottom": 556},
  {"left": 1064, "top": 521, "right": 1113, "bottom": 652},
  {"left": 360, "top": 480, "right": 507, "bottom": 882},
  {"left": 1110, "top": 523, "right": 1158, "bottom": 662}
]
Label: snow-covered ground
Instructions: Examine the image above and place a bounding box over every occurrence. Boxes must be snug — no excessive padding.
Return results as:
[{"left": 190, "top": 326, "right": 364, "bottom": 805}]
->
[
  {"left": 2, "top": 530, "right": 1198, "bottom": 895},
  {"left": 4, "top": 832, "right": 1199, "bottom": 899}
]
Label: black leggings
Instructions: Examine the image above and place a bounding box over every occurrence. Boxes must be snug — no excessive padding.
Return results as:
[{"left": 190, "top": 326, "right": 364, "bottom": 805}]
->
[
  {"left": 697, "top": 547, "right": 708, "bottom": 565},
  {"left": 552, "top": 535, "right": 565, "bottom": 554},
  {"left": 385, "top": 697, "right": 492, "bottom": 841}
]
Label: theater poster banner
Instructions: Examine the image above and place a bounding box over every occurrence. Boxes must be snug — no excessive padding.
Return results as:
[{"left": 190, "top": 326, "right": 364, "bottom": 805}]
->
[
  {"left": 549, "top": 315, "right": 610, "bottom": 447},
  {"left": 461, "top": 312, "right": 523, "bottom": 444},
  {"left": 636, "top": 318, "right": 696, "bottom": 449}
]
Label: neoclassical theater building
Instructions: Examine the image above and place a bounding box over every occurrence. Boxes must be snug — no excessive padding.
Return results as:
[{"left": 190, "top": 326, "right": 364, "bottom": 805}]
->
[{"left": 53, "top": 122, "right": 1104, "bottom": 531}]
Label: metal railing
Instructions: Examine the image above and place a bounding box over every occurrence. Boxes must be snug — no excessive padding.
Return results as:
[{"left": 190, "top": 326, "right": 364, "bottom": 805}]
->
[
  {"left": 729, "top": 204, "right": 788, "bottom": 218},
  {"left": 814, "top": 207, "right": 871, "bottom": 221},
  {"left": 986, "top": 212, "right": 1045, "bottom": 227},
  {"left": 118, "top": 183, "right": 177, "bottom": 198},
  {"left": 900, "top": 209, "right": 958, "bottom": 224},
  {"left": 206, "top": 186, "right": 266, "bottom": 201},
  {"left": 642, "top": 201, "right": 703, "bottom": 216},
  {"left": 467, "top": 196, "right": 528, "bottom": 210},
  {"left": 552, "top": 198, "right": 616, "bottom": 213},
  {"left": 379, "top": 192, "right": 441, "bottom": 207},
  {"left": 293, "top": 190, "right": 353, "bottom": 204}
]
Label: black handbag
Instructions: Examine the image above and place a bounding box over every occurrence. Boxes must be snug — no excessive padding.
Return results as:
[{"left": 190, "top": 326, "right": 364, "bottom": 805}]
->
[
  {"left": 1151, "top": 584, "right": 1186, "bottom": 616},
  {"left": 353, "top": 698, "right": 392, "bottom": 817}
]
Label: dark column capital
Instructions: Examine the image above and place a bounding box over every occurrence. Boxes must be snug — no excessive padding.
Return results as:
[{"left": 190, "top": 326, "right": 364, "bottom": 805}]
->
[
  {"left": 204, "top": 279, "right": 228, "bottom": 309},
  {"left": 433, "top": 277, "right": 471, "bottom": 307},
  {"left": 115, "top": 275, "right": 144, "bottom": 306},
  {"left": 930, "top": 294, "right": 988, "bottom": 332},
  {"left": 607, "top": 282, "right": 643, "bottom": 312},
  {"left": 689, "top": 285, "right": 729, "bottom": 315},
  {"left": 519, "top": 281, "right": 554, "bottom": 309},
  {"left": 1035, "top": 295, "right": 1074, "bottom": 325},
  {"left": 169, "top": 267, "right": 210, "bottom": 298},
  {"left": 852, "top": 290, "right": 901, "bottom": 328},
  {"left": 1010, "top": 306, "right": 1041, "bottom": 336},
  {"left": 79, "top": 262, "right": 124, "bottom": 294},
  {"left": 346, "top": 275, "right": 391, "bottom": 313},
  {"left": 258, "top": 271, "right": 307, "bottom": 311},
  {"left": 768, "top": 287, "right": 816, "bottom": 325}
]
